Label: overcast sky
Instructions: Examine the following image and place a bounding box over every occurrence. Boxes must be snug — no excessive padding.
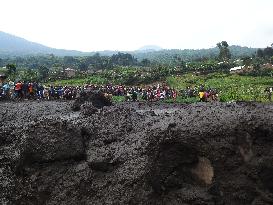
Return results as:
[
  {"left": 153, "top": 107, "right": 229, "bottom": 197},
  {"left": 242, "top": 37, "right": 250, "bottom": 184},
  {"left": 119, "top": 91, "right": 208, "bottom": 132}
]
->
[{"left": 0, "top": 0, "right": 272, "bottom": 51}]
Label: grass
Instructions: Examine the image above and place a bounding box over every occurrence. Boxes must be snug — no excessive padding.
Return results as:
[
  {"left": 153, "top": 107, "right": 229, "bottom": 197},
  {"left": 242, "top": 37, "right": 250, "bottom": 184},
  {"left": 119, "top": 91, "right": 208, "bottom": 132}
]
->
[
  {"left": 50, "top": 76, "right": 108, "bottom": 86},
  {"left": 112, "top": 96, "right": 126, "bottom": 103},
  {"left": 167, "top": 73, "right": 273, "bottom": 102}
]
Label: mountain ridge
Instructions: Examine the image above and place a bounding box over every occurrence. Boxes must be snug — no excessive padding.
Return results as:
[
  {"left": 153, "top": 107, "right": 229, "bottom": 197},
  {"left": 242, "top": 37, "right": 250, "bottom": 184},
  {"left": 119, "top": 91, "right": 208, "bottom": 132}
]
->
[
  {"left": 0, "top": 31, "right": 90, "bottom": 57},
  {"left": 0, "top": 31, "right": 258, "bottom": 59}
]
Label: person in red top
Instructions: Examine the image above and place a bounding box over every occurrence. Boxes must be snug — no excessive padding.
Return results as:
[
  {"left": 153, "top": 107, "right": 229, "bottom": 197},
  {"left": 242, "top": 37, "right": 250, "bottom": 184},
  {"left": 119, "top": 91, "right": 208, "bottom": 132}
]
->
[
  {"left": 28, "top": 83, "right": 34, "bottom": 97},
  {"left": 14, "top": 81, "right": 23, "bottom": 98}
]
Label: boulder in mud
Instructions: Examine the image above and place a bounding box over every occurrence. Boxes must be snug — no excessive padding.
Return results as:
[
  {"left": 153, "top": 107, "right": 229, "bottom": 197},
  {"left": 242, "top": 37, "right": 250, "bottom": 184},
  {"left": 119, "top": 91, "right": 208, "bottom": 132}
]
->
[{"left": 71, "top": 91, "right": 112, "bottom": 111}]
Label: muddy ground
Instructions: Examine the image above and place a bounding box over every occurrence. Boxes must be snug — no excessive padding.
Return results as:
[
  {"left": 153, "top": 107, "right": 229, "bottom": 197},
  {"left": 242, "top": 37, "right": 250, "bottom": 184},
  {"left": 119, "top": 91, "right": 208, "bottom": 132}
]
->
[{"left": 1, "top": 100, "right": 273, "bottom": 205}]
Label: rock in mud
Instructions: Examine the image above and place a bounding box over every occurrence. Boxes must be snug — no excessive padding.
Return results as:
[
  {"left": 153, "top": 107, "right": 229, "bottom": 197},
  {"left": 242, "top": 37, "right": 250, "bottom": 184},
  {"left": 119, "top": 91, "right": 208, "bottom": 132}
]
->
[{"left": 71, "top": 91, "right": 112, "bottom": 111}]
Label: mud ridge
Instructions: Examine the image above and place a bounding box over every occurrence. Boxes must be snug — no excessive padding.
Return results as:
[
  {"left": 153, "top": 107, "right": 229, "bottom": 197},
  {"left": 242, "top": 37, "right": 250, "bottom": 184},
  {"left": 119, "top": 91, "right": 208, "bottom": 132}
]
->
[{"left": 1, "top": 101, "right": 273, "bottom": 204}]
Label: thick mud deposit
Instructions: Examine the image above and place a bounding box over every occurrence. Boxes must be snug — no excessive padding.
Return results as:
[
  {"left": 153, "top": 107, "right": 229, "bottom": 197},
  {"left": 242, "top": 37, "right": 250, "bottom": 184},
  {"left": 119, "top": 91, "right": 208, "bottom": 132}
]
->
[{"left": 1, "top": 101, "right": 273, "bottom": 205}]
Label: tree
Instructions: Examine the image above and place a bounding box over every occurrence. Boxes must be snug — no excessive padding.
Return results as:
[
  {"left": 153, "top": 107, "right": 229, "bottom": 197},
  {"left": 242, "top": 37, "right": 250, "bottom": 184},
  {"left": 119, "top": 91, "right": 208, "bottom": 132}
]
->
[
  {"left": 242, "top": 56, "right": 252, "bottom": 67},
  {"left": 37, "top": 66, "right": 49, "bottom": 81},
  {"left": 252, "top": 57, "right": 264, "bottom": 74},
  {"left": 173, "top": 55, "right": 186, "bottom": 69},
  {"left": 140, "top": 58, "right": 151, "bottom": 67},
  {"left": 78, "top": 62, "right": 88, "bottom": 71},
  {"left": 217, "top": 41, "right": 231, "bottom": 61},
  {"left": 264, "top": 47, "right": 273, "bottom": 58},
  {"left": 256, "top": 49, "right": 264, "bottom": 58},
  {"left": 111, "top": 52, "right": 137, "bottom": 66},
  {"left": 6, "top": 64, "right": 16, "bottom": 74},
  {"left": 63, "top": 56, "right": 78, "bottom": 67},
  {"left": 24, "top": 68, "right": 38, "bottom": 81}
]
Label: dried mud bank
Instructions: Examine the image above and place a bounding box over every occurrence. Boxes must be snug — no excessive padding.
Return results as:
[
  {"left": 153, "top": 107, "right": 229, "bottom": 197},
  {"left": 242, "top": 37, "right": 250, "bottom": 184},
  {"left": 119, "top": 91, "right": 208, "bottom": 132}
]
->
[{"left": 1, "top": 101, "right": 273, "bottom": 205}]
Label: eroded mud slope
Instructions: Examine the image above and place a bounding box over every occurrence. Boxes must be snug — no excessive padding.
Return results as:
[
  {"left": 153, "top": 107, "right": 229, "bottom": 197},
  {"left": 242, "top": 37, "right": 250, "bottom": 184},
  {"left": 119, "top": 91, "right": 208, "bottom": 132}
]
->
[{"left": 1, "top": 101, "right": 273, "bottom": 205}]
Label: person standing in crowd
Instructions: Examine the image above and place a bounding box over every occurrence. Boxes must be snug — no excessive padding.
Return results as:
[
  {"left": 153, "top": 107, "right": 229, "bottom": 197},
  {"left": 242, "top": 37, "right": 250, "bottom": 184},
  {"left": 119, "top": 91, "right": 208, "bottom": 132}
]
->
[
  {"left": 131, "top": 89, "right": 138, "bottom": 102},
  {"left": 265, "top": 87, "right": 272, "bottom": 102},
  {"left": 14, "top": 81, "right": 23, "bottom": 99},
  {"left": 43, "top": 86, "right": 50, "bottom": 100},
  {"left": 22, "top": 81, "right": 29, "bottom": 99},
  {"left": 37, "top": 83, "right": 44, "bottom": 99},
  {"left": 199, "top": 85, "right": 206, "bottom": 102},
  {"left": 49, "top": 85, "right": 55, "bottom": 99},
  {"left": 199, "top": 90, "right": 205, "bottom": 102},
  {"left": 2, "top": 83, "right": 10, "bottom": 98},
  {"left": 28, "top": 83, "right": 34, "bottom": 99}
]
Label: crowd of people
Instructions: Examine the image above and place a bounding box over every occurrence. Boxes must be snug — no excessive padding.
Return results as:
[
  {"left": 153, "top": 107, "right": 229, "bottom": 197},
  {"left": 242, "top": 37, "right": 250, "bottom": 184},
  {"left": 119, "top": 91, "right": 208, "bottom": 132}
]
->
[
  {"left": 0, "top": 81, "right": 80, "bottom": 100},
  {"left": 0, "top": 81, "right": 179, "bottom": 101},
  {"left": 181, "top": 85, "right": 219, "bottom": 102},
  {"left": 0, "top": 81, "right": 220, "bottom": 102}
]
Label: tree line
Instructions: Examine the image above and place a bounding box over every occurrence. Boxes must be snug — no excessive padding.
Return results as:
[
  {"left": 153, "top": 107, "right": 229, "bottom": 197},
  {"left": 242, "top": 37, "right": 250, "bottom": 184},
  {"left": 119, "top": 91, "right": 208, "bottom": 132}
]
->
[
  {"left": 0, "top": 44, "right": 262, "bottom": 71},
  {"left": 0, "top": 42, "right": 272, "bottom": 82}
]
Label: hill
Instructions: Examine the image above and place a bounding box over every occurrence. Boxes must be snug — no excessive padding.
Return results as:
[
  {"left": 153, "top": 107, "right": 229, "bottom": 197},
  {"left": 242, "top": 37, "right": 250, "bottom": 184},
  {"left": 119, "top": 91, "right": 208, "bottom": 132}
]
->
[
  {"left": 137, "top": 45, "right": 163, "bottom": 52},
  {"left": 0, "top": 31, "right": 90, "bottom": 57}
]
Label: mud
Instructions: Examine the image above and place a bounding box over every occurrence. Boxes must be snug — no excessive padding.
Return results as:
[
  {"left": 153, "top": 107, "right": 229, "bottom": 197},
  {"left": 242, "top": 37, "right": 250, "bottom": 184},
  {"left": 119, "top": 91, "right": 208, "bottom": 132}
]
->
[{"left": 1, "top": 101, "right": 273, "bottom": 205}]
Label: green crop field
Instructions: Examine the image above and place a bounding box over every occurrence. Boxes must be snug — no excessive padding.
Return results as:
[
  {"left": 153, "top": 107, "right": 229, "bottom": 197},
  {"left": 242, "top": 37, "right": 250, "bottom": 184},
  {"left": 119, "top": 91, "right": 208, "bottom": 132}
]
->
[
  {"left": 50, "top": 76, "right": 108, "bottom": 86},
  {"left": 167, "top": 73, "right": 273, "bottom": 102}
]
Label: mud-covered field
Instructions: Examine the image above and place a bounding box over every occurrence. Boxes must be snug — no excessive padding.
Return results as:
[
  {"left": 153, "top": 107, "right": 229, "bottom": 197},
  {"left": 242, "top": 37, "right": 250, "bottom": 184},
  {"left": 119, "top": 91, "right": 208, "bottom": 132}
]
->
[{"left": 1, "top": 100, "right": 273, "bottom": 205}]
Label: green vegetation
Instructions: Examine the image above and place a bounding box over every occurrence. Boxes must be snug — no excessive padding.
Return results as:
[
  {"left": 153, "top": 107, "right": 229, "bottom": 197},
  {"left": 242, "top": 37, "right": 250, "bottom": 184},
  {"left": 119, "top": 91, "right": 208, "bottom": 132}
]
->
[
  {"left": 51, "top": 76, "right": 108, "bottom": 86},
  {"left": 112, "top": 96, "right": 126, "bottom": 103},
  {"left": 167, "top": 73, "right": 273, "bottom": 102}
]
